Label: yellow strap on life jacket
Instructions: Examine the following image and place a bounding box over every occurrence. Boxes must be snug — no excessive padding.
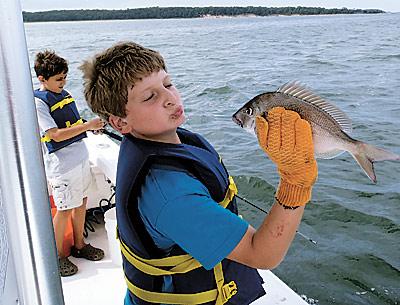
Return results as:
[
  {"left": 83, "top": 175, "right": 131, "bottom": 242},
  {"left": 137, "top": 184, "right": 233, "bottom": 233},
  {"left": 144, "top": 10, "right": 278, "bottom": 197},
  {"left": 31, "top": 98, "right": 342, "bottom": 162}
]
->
[
  {"left": 40, "top": 119, "right": 84, "bottom": 142},
  {"left": 121, "top": 176, "right": 239, "bottom": 304},
  {"left": 214, "top": 262, "right": 238, "bottom": 305},
  {"left": 220, "top": 176, "right": 238, "bottom": 209},
  {"left": 41, "top": 135, "right": 51, "bottom": 143},
  {"left": 124, "top": 262, "right": 237, "bottom": 305},
  {"left": 125, "top": 274, "right": 218, "bottom": 304},
  {"left": 120, "top": 239, "right": 202, "bottom": 276},
  {"left": 65, "top": 118, "right": 83, "bottom": 128},
  {"left": 50, "top": 97, "right": 74, "bottom": 112}
]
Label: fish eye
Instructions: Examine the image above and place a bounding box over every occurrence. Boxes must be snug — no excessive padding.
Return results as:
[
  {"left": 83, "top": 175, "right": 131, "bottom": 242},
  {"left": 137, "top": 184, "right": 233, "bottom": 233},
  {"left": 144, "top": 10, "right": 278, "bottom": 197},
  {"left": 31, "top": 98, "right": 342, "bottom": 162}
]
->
[{"left": 245, "top": 108, "right": 253, "bottom": 116}]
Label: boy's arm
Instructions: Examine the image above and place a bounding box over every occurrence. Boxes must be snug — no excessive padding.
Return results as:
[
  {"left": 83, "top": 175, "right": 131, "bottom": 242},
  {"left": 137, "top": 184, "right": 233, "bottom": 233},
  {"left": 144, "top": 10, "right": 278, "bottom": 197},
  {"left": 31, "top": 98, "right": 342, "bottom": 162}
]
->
[
  {"left": 228, "top": 203, "right": 304, "bottom": 269},
  {"left": 46, "top": 118, "right": 104, "bottom": 142},
  {"left": 227, "top": 107, "right": 317, "bottom": 269}
]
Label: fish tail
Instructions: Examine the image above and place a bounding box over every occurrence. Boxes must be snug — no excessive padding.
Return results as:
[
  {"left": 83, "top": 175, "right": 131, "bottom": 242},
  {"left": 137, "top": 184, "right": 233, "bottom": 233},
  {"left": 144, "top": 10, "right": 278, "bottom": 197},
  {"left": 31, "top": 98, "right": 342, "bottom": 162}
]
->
[{"left": 350, "top": 141, "right": 400, "bottom": 183}]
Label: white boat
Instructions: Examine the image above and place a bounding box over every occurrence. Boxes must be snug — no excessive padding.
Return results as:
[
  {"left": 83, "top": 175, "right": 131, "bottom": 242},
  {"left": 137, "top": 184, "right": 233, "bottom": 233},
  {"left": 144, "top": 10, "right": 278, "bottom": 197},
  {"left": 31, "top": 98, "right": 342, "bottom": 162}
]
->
[{"left": 57, "top": 132, "right": 308, "bottom": 305}]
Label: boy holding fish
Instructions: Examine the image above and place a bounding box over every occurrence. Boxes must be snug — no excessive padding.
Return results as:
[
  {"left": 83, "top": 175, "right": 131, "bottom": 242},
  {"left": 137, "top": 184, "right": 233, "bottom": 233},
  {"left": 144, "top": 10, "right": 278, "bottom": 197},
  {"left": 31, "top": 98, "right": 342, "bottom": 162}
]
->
[{"left": 80, "top": 41, "right": 317, "bottom": 305}]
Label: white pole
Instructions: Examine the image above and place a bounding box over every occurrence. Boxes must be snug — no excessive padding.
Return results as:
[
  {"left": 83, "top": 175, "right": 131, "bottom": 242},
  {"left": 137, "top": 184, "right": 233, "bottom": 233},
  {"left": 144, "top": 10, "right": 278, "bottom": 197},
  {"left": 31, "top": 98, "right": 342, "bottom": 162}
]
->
[{"left": 0, "top": 1, "right": 65, "bottom": 304}]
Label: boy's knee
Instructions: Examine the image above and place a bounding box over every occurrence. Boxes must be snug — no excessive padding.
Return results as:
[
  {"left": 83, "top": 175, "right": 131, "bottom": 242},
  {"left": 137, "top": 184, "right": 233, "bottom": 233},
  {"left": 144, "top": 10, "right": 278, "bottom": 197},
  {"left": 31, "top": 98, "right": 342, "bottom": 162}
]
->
[{"left": 56, "top": 209, "right": 72, "bottom": 217}]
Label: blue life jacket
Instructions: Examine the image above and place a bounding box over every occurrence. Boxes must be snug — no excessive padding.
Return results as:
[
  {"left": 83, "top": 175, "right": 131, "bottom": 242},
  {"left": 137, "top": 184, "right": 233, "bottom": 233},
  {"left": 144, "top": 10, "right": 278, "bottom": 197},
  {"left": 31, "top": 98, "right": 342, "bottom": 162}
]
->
[
  {"left": 34, "top": 89, "right": 87, "bottom": 153},
  {"left": 116, "top": 128, "right": 265, "bottom": 305}
]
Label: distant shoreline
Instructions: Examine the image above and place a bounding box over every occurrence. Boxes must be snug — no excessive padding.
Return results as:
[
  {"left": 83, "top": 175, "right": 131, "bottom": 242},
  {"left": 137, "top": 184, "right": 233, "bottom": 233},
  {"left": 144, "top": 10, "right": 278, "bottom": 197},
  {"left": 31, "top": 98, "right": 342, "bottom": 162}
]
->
[{"left": 22, "top": 6, "right": 385, "bottom": 23}]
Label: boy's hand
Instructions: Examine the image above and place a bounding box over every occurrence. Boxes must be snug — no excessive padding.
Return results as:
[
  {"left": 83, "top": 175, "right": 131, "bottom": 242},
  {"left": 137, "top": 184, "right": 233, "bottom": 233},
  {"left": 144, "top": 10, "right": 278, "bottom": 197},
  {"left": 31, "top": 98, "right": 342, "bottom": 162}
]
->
[
  {"left": 86, "top": 118, "right": 105, "bottom": 131},
  {"left": 255, "top": 107, "right": 318, "bottom": 207}
]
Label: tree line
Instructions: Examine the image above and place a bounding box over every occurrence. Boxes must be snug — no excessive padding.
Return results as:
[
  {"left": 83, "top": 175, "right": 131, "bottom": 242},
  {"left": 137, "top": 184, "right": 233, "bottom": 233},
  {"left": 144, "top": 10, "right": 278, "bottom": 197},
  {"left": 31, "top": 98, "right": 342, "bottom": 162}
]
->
[{"left": 23, "top": 6, "right": 384, "bottom": 22}]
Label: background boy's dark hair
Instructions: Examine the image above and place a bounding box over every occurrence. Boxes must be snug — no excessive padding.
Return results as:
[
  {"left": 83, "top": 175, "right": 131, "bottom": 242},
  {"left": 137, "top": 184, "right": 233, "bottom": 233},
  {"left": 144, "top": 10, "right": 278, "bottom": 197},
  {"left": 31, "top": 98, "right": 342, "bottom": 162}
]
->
[
  {"left": 34, "top": 50, "right": 68, "bottom": 80},
  {"left": 80, "top": 41, "right": 166, "bottom": 121}
]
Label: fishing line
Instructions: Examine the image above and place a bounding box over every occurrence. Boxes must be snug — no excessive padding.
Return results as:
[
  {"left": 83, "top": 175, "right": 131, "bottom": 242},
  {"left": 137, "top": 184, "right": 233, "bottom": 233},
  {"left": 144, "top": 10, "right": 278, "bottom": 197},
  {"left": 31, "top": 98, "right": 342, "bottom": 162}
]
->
[
  {"left": 235, "top": 194, "right": 317, "bottom": 245},
  {"left": 99, "top": 127, "right": 317, "bottom": 245}
]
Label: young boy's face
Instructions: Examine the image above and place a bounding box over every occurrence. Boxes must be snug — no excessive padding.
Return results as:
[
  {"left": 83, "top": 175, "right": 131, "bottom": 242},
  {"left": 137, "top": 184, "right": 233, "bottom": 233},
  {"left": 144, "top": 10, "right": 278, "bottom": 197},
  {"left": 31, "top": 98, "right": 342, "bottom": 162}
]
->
[
  {"left": 39, "top": 72, "right": 67, "bottom": 93},
  {"left": 122, "top": 69, "right": 185, "bottom": 142}
]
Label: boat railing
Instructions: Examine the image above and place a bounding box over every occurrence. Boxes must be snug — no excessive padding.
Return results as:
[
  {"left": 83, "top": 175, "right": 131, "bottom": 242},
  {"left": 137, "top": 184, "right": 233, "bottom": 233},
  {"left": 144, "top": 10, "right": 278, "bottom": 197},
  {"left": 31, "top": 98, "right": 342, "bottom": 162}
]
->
[{"left": 0, "top": 0, "right": 65, "bottom": 304}]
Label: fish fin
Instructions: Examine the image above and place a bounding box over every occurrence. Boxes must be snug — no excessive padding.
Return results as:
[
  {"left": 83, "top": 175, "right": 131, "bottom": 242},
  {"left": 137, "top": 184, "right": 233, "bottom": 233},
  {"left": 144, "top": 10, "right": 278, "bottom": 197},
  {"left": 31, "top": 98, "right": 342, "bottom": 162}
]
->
[
  {"left": 350, "top": 142, "right": 400, "bottom": 183},
  {"left": 277, "top": 81, "right": 352, "bottom": 134},
  {"left": 358, "top": 142, "right": 400, "bottom": 162},
  {"left": 351, "top": 151, "right": 377, "bottom": 183}
]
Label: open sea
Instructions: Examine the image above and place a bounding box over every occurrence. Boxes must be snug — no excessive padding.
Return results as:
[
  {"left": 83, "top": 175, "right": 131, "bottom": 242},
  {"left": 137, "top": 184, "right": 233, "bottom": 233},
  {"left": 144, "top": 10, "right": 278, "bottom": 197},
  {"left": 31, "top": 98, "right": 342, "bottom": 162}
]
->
[{"left": 24, "top": 13, "right": 400, "bottom": 305}]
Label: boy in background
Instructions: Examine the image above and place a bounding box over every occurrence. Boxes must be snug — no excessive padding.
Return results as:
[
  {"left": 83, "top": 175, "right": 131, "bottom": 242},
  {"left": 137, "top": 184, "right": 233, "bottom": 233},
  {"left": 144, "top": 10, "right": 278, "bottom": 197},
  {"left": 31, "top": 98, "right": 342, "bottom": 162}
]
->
[
  {"left": 80, "top": 42, "right": 317, "bottom": 304},
  {"left": 34, "top": 50, "right": 105, "bottom": 277}
]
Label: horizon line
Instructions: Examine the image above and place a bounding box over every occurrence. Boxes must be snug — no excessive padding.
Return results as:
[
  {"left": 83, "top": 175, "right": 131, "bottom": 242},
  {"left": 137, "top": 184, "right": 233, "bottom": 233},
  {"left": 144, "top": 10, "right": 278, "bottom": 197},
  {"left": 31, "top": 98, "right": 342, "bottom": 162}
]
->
[{"left": 22, "top": 5, "right": 394, "bottom": 13}]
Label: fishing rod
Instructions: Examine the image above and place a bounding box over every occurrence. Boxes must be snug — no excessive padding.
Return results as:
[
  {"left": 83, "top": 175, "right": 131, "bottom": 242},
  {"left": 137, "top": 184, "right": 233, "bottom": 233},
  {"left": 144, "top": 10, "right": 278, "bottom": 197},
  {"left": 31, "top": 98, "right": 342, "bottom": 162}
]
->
[
  {"left": 83, "top": 118, "right": 123, "bottom": 141},
  {"left": 101, "top": 128, "right": 123, "bottom": 141},
  {"left": 235, "top": 194, "right": 317, "bottom": 245},
  {"left": 99, "top": 127, "right": 317, "bottom": 245}
]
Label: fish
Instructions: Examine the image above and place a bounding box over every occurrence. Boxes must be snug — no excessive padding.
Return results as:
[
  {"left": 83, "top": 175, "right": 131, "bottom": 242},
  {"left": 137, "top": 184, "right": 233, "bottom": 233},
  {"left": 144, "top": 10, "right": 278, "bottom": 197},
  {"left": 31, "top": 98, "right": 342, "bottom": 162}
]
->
[{"left": 232, "top": 81, "right": 400, "bottom": 183}]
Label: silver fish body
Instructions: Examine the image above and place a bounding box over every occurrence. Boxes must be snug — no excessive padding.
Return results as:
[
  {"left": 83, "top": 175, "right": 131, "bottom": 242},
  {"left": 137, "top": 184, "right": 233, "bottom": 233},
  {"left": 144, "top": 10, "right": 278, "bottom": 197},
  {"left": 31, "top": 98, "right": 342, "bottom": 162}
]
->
[{"left": 232, "top": 82, "right": 400, "bottom": 183}]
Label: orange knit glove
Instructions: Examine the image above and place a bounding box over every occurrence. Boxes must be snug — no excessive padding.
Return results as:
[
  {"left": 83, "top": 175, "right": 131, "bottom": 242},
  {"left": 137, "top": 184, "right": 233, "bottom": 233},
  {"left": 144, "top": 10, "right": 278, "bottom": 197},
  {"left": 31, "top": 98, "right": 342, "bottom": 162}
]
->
[{"left": 255, "top": 107, "right": 318, "bottom": 207}]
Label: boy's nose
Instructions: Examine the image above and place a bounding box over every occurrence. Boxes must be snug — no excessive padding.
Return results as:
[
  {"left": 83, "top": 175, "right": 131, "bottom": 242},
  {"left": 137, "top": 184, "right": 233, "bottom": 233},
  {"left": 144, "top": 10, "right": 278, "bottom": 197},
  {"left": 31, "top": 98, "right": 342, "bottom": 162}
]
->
[
  {"left": 165, "top": 99, "right": 175, "bottom": 107},
  {"left": 163, "top": 91, "right": 176, "bottom": 107}
]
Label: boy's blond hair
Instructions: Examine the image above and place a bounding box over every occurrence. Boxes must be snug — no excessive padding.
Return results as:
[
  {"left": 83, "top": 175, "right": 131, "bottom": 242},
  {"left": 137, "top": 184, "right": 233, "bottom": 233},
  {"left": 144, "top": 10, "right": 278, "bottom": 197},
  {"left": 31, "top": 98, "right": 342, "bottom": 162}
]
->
[{"left": 80, "top": 41, "right": 166, "bottom": 120}]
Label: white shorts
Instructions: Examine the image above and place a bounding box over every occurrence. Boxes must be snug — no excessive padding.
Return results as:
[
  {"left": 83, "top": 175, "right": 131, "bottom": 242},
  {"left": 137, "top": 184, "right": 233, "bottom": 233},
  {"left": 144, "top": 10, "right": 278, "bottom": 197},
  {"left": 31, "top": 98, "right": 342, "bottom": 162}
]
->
[{"left": 49, "top": 159, "right": 93, "bottom": 211}]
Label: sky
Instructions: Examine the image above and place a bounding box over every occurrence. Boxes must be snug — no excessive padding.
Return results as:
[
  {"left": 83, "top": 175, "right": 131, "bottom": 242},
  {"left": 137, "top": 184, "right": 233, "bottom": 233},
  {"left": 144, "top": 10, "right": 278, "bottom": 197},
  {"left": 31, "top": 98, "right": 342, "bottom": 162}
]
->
[{"left": 20, "top": 0, "right": 400, "bottom": 13}]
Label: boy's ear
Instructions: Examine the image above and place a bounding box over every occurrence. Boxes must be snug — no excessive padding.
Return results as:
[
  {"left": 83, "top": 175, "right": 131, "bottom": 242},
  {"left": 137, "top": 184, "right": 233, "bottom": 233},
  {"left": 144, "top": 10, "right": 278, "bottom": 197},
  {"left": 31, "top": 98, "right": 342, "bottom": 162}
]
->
[
  {"left": 38, "top": 75, "right": 45, "bottom": 83},
  {"left": 109, "top": 115, "right": 130, "bottom": 134}
]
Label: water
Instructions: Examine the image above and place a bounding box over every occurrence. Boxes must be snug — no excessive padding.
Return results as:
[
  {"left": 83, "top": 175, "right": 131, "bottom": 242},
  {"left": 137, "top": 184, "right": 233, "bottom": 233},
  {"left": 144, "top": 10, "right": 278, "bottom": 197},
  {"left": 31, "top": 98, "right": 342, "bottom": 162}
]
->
[{"left": 24, "top": 13, "right": 400, "bottom": 305}]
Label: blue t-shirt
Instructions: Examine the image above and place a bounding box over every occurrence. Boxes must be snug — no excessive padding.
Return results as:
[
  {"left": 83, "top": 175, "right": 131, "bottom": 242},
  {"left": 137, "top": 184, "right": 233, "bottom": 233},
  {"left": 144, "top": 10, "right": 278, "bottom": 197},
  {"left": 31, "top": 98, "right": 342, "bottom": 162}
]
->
[{"left": 124, "top": 165, "right": 248, "bottom": 305}]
